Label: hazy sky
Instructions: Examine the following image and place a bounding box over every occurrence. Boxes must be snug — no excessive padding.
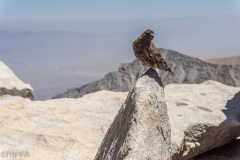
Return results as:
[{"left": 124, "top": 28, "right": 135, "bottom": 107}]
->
[
  {"left": 0, "top": 0, "right": 239, "bottom": 57},
  {"left": 0, "top": 0, "right": 240, "bottom": 31},
  {"left": 2, "top": 0, "right": 238, "bottom": 19},
  {"left": 0, "top": 1, "right": 240, "bottom": 99}
]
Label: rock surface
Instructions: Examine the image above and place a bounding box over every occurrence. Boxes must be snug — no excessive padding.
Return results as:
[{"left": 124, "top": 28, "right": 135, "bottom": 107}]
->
[
  {"left": 0, "top": 91, "right": 127, "bottom": 160},
  {"left": 0, "top": 61, "right": 33, "bottom": 99},
  {"left": 0, "top": 81, "right": 239, "bottom": 160},
  {"left": 95, "top": 69, "right": 171, "bottom": 160},
  {"left": 53, "top": 48, "right": 240, "bottom": 99},
  {"left": 166, "top": 80, "right": 240, "bottom": 160}
]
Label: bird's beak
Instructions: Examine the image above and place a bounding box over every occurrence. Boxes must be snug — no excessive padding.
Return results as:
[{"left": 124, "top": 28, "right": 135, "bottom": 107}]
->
[{"left": 150, "top": 33, "right": 154, "bottom": 39}]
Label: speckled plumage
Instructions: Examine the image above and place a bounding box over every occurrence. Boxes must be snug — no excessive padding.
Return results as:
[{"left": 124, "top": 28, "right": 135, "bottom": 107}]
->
[{"left": 133, "top": 29, "right": 173, "bottom": 74}]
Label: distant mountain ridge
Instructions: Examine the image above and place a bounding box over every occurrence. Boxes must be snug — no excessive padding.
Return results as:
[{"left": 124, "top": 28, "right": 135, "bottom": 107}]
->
[
  {"left": 202, "top": 56, "right": 240, "bottom": 65},
  {"left": 53, "top": 48, "right": 240, "bottom": 99}
]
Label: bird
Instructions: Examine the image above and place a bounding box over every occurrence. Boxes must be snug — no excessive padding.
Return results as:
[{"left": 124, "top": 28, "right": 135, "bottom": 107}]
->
[{"left": 133, "top": 29, "right": 173, "bottom": 75}]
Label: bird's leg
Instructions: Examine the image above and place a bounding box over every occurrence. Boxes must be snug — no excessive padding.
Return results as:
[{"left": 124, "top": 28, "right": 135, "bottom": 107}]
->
[
  {"left": 156, "top": 68, "right": 160, "bottom": 75},
  {"left": 154, "top": 64, "right": 160, "bottom": 75}
]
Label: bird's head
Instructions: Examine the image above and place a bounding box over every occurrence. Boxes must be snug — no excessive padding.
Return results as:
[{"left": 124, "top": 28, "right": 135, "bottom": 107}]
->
[{"left": 142, "top": 29, "right": 155, "bottom": 41}]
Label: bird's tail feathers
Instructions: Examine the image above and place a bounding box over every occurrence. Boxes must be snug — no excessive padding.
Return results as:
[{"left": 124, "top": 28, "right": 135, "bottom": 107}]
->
[
  {"left": 157, "top": 64, "right": 174, "bottom": 76},
  {"left": 168, "top": 69, "right": 174, "bottom": 76}
]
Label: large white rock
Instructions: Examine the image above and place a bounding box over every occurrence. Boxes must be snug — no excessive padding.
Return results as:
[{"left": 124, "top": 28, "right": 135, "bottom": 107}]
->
[
  {"left": 0, "top": 91, "right": 126, "bottom": 160},
  {"left": 166, "top": 80, "right": 240, "bottom": 159},
  {"left": 0, "top": 80, "right": 239, "bottom": 160},
  {"left": 0, "top": 61, "right": 33, "bottom": 99},
  {"left": 95, "top": 69, "right": 171, "bottom": 160}
]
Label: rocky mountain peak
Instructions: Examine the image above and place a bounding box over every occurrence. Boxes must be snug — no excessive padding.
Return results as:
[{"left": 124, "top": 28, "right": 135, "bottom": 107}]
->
[{"left": 53, "top": 48, "right": 240, "bottom": 99}]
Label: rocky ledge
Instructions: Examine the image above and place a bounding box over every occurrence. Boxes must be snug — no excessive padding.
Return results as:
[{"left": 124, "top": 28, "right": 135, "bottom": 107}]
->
[{"left": 0, "top": 61, "right": 33, "bottom": 99}]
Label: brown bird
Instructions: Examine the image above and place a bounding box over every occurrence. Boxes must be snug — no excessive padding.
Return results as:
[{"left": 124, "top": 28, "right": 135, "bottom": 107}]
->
[{"left": 133, "top": 29, "right": 173, "bottom": 75}]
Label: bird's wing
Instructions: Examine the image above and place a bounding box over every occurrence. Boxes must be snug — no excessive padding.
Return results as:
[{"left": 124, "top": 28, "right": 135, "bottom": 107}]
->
[
  {"left": 147, "top": 43, "right": 166, "bottom": 64},
  {"left": 147, "top": 43, "right": 174, "bottom": 74},
  {"left": 148, "top": 42, "right": 159, "bottom": 55}
]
